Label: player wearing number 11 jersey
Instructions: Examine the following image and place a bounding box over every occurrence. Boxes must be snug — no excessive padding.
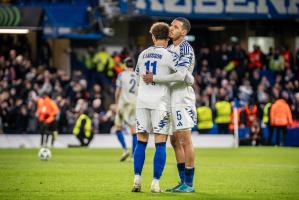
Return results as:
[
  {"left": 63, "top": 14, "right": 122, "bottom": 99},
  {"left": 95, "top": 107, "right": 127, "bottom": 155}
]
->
[
  {"left": 132, "top": 22, "right": 178, "bottom": 193},
  {"left": 142, "top": 17, "right": 196, "bottom": 193}
]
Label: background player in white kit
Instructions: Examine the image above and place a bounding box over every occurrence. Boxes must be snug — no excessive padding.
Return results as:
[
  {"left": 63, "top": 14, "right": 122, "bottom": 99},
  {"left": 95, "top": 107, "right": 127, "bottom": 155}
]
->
[
  {"left": 143, "top": 18, "right": 196, "bottom": 193},
  {"left": 132, "top": 22, "right": 178, "bottom": 193},
  {"left": 114, "top": 57, "right": 137, "bottom": 161}
]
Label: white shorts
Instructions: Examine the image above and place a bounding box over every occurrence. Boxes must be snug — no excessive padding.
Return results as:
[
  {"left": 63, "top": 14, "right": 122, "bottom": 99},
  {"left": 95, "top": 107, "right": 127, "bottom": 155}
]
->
[
  {"left": 136, "top": 108, "right": 171, "bottom": 135},
  {"left": 115, "top": 103, "right": 135, "bottom": 127},
  {"left": 171, "top": 106, "right": 197, "bottom": 131}
]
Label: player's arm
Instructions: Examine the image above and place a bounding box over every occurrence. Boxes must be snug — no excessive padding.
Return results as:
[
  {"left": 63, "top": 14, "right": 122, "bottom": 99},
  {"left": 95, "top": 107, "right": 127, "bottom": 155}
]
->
[
  {"left": 142, "top": 68, "right": 194, "bottom": 85},
  {"left": 142, "top": 53, "right": 194, "bottom": 85},
  {"left": 169, "top": 47, "right": 194, "bottom": 85},
  {"left": 115, "top": 87, "right": 121, "bottom": 105},
  {"left": 115, "top": 73, "right": 122, "bottom": 105},
  {"left": 152, "top": 68, "right": 194, "bottom": 85}
]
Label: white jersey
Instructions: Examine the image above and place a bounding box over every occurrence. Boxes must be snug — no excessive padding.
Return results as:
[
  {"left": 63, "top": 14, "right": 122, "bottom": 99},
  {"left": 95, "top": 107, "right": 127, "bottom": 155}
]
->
[
  {"left": 116, "top": 70, "right": 137, "bottom": 106},
  {"left": 168, "top": 40, "right": 196, "bottom": 107},
  {"left": 136, "top": 46, "right": 175, "bottom": 111}
]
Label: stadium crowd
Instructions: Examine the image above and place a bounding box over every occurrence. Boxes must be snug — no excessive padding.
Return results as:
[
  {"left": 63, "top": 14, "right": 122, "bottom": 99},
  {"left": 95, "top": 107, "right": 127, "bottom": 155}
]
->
[{"left": 0, "top": 35, "right": 299, "bottom": 146}]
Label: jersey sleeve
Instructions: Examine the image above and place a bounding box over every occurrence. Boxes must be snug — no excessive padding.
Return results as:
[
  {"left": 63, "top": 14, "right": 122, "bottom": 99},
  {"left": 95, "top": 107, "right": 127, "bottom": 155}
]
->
[
  {"left": 176, "top": 44, "right": 194, "bottom": 70},
  {"left": 153, "top": 67, "right": 194, "bottom": 85},
  {"left": 167, "top": 50, "right": 178, "bottom": 71},
  {"left": 152, "top": 51, "right": 194, "bottom": 85}
]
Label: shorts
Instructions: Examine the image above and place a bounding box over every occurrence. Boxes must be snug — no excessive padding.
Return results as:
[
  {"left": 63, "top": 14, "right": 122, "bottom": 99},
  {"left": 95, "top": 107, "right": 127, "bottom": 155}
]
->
[
  {"left": 39, "top": 121, "right": 56, "bottom": 134},
  {"left": 115, "top": 103, "right": 135, "bottom": 127},
  {"left": 171, "top": 106, "right": 197, "bottom": 131},
  {"left": 136, "top": 108, "right": 171, "bottom": 135}
]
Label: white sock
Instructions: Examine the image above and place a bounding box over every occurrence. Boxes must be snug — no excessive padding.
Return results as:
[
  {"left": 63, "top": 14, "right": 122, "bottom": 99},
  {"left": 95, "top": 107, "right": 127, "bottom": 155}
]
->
[
  {"left": 152, "top": 178, "right": 159, "bottom": 184},
  {"left": 135, "top": 175, "right": 141, "bottom": 180}
]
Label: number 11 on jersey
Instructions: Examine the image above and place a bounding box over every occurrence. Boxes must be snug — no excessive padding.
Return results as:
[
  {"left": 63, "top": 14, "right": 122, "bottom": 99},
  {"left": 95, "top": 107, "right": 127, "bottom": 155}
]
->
[{"left": 145, "top": 60, "right": 157, "bottom": 75}]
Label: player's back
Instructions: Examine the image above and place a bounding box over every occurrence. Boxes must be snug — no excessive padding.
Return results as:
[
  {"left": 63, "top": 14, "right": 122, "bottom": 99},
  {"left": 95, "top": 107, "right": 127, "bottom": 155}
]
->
[
  {"left": 136, "top": 46, "right": 174, "bottom": 111},
  {"left": 117, "top": 70, "right": 137, "bottom": 105},
  {"left": 168, "top": 40, "right": 196, "bottom": 106}
]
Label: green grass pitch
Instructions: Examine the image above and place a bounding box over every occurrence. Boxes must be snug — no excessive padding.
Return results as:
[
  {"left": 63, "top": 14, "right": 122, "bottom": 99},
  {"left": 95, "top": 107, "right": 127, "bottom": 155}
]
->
[{"left": 0, "top": 147, "right": 299, "bottom": 200}]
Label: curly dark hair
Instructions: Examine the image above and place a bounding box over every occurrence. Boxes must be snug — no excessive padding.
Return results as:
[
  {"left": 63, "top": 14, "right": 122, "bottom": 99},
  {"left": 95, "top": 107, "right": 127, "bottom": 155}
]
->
[{"left": 149, "top": 22, "right": 170, "bottom": 40}]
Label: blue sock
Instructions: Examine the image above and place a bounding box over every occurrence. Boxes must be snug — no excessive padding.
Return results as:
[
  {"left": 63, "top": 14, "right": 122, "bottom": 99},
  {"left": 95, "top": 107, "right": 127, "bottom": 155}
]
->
[
  {"left": 153, "top": 142, "right": 167, "bottom": 180},
  {"left": 134, "top": 141, "right": 147, "bottom": 175},
  {"left": 116, "top": 130, "right": 127, "bottom": 150},
  {"left": 177, "top": 163, "right": 185, "bottom": 183},
  {"left": 185, "top": 167, "right": 195, "bottom": 187},
  {"left": 132, "top": 134, "right": 137, "bottom": 157}
]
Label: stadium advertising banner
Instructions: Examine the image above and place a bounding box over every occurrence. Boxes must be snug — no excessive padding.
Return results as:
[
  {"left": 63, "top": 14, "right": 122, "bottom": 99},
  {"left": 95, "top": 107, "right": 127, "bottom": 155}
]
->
[
  {"left": 0, "top": 6, "right": 43, "bottom": 27},
  {"left": 132, "top": 0, "right": 299, "bottom": 19}
]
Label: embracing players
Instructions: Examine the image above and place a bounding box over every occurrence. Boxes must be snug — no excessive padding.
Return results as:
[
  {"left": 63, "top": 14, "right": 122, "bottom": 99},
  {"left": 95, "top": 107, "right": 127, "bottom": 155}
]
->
[
  {"left": 132, "top": 20, "right": 194, "bottom": 193},
  {"left": 143, "top": 17, "right": 197, "bottom": 193}
]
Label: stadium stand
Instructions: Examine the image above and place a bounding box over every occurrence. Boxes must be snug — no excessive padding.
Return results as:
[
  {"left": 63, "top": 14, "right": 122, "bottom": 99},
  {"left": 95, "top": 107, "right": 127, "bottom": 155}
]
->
[{"left": 0, "top": 0, "right": 299, "bottom": 147}]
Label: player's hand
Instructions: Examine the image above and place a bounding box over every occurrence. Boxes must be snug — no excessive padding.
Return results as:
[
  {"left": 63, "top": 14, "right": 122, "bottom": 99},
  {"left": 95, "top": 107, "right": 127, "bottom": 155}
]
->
[{"left": 142, "top": 71, "right": 153, "bottom": 83}]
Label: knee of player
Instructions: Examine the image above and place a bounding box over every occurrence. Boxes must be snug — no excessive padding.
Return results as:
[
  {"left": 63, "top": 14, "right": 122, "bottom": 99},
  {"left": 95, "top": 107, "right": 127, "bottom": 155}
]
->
[
  {"left": 171, "top": 140, "right": 182, "bottom": 150},
  {"left": 180, "top": 137, "right": 193, "bottom": 147}
]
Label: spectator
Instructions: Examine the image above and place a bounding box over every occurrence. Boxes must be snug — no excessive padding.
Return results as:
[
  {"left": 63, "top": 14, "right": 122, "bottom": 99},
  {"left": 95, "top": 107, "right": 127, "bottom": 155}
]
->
[
  {"left": 93, "top": 47, "right": 114, "bottom": 86},
  {"left": 220, "top": 43, "right": 231, "bottom": 69},
  {"left": 241, "top": 98, "right": 261, "bottom": 128},
  {"left": 209, "top": 44, "right": 221, "bottom": 72},
  {"left": 239, "top": 120, "right": 263, "bottom": 146},
  {"left": 231, "top": 44, "right": 247, "bottom": 78},
  {"left": 214, "top": 96, "right": 232, "bottom": 134},
  {"left": 238, "top": 79, "right": 253, "bottom": 106},
  {"left": 281, "top": 45, "right": 293, "bottom": 70},
  {"left": 270, "top": 95, "right": 293, "bottom": 146},
  {"left": 269, "top": 48, "right": 284, "bottom": 72},
  {"left": 248, "top": 45, "right": 264, "bottom": 70},
  {"left": 196, "top": 98, "right": 213, "bottom": 134}
]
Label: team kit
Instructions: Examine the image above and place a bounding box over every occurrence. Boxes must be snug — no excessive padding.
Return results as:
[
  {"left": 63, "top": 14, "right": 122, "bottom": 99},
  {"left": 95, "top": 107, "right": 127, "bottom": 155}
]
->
[{"left": 115, "top": 18, "right": 197, "bottom": 193}]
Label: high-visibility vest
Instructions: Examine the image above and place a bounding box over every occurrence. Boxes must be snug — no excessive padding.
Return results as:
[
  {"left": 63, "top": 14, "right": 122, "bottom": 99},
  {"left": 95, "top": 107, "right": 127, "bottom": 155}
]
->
[
  {"left": 197, "top": 106, "right": 213, "bottom": 130},
  {"left": 269, "top": 55, "right": 284, "bottom": 71},
  {"left": 84, "top": 53, "right": 94, "bottom": 70},
  {"left": 270, "top": 99, "right": 293, "bottom": 126},
  {"left": 93, "top": 51, "right": 110, "bottom": 72},
  {"left": 215, "top": 101, "right": 232, "bottom": 124},
  {"left": 106, "top": 56, "right": 115, "bottom": 77},
  {"left": 262, "top": 103, "right": 272, "bottom": 124},
  {"left": 73, "top": 114, "right": 92, "bottom": 138}
]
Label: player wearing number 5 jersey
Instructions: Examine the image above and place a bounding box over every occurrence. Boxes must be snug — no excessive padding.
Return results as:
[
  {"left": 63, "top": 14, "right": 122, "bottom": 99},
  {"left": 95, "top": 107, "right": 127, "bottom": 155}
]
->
[
  {"left": 114, "top": 57, "right": 137, "bottom": 162},
  {"left": 143, "top": 18, "right": 196, "bottom": 193},
  {"left": 132, "top": 22, "right": 192, "bottom": 193}
]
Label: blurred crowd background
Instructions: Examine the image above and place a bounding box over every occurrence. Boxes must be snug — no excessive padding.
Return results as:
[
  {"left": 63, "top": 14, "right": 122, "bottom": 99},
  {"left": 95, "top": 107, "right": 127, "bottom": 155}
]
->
[
  {"left": 0, "top": 35, "right": 298, "bottom": 146},
  {"left": 1, "top": 0, "right": 299, "bottom": 146}
]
